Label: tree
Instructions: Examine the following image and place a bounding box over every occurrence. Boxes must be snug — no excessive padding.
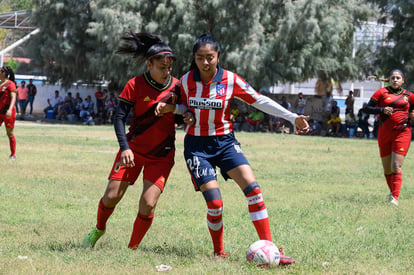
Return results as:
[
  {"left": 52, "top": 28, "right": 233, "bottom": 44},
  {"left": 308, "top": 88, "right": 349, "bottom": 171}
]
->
[
  {"left": 367, "top": 0, "right": 414, "bottom": 85},
  {"left": 28, "top": 0, "right": 94, "bottom": 87},
  {"left": 27, "top": 0, "right": 375, "bottom": 90},
  {"left": 262, "top": 0, "right": 374, "bottom": 90}
]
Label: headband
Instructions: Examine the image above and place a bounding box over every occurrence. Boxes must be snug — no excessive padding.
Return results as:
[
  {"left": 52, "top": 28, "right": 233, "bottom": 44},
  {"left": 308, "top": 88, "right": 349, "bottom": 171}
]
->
[{"left": 147, "top": 51, "right": 174, "bottom": 60}]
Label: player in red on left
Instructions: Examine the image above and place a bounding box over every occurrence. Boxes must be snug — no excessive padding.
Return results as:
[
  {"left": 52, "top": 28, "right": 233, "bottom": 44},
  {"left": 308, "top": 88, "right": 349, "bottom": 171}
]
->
[
  {"left": 82, "top": 32, "right": 190, "bottom": 250},
  {"left": 0, "top": 66, "right": 18, "bottom": 160}
]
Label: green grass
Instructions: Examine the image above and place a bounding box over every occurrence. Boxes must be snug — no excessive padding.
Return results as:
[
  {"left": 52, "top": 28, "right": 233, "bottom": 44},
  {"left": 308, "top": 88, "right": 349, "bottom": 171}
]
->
[{"left": 1, "top": 123, "right": 414, "bottom": 274}]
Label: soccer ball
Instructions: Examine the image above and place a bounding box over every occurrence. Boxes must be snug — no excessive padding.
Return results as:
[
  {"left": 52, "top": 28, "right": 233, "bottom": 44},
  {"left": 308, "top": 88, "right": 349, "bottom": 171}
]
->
[{"left": 246, "top": 240, "right": 280, "bottom": 268}]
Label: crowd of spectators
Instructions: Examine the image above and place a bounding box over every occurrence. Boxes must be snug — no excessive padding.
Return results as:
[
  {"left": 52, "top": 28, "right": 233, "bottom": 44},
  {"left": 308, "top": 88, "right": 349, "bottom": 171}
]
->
[
  {"left": 26, "top": 85, "right": 382, "bottom": 137},
  {"left": 41, "top": 87, "right": 119, "bottom": 125},
  {"left": 230, "top": 90, "right": 381, "bottom": 139}
]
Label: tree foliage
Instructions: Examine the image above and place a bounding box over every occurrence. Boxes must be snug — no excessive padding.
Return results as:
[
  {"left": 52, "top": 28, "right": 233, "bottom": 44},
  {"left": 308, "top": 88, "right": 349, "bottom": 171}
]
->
[
  {"left": 367, "top": 0, "right": 414, "bottom": 84},
  {"left": 27, "top": 0, "right": 374, "bottom": 89}
]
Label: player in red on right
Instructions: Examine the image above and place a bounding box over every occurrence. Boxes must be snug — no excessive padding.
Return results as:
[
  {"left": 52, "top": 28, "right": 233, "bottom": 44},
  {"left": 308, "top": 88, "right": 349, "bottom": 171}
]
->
[{"left": 365, "top": 69, "right": 414, "bottom": 206}]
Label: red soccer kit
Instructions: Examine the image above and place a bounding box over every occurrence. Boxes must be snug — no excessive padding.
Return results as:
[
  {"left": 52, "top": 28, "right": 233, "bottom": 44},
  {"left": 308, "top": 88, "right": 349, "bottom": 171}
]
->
[
  {"left": 371, "top": 87, "right": 414, "bottom": 157},
  {"left": 108, "top": 73, "right": 179, "bottom": 190},
  {"left": 0, "top": 80, "right": 17, "bottom": 128}
]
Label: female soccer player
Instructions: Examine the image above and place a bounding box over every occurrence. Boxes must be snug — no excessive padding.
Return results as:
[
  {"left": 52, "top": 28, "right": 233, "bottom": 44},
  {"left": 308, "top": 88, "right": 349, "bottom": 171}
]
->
[
  {"left": 82, "top": 32, "right": 182, "bottom": 250},
  {"left": 159, "top": 34, "right": 309, "bottom": 264},
  {"left": 0, "top": 66, "right": 17, "bottom": 160},
  {"left": 365, "top": 69, "right": 414, "bottom": 206}
]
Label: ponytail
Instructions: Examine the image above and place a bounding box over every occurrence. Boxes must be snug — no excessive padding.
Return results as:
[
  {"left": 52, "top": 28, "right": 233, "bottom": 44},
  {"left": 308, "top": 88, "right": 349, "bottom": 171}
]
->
[{"left": 117, "top": 32, "right": 175, "bottom": 63}]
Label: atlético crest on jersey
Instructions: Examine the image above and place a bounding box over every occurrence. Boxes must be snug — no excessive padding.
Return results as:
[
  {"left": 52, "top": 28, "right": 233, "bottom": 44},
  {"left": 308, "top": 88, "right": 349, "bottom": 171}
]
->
[{"left": 216, "top": 83, "right": 227, "bottom": 96}]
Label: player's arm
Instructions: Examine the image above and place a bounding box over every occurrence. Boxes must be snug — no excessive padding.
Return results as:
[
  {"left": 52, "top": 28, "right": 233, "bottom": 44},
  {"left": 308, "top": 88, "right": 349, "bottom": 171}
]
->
[
  {"left": 6, "top": 90, "right": 17, "bottom": 117},
  {"left": 113, "top": 100, "right": 135, "bottom": 167},
  {"left": 365, "top": 98, "right": 392, "bottom": 116},
  {"left": 251, "top": 95, "right": 309, "bottom": 133}
]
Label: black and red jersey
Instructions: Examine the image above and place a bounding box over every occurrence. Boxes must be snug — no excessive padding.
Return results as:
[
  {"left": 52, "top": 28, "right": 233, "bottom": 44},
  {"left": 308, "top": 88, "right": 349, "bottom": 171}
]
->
[{"left": 119, "top": 73, "right": 179, "bottom": 158}]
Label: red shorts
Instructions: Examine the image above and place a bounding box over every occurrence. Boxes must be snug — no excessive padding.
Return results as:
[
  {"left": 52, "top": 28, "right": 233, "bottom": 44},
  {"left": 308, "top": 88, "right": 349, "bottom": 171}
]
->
[
  {"left": 0, "top": 107, "right": 16, "bottom": 128},
  {"left": 378, "top": 126, "right": 411, "bottom": 157},
  {"left": 108, "top": 149, "right": 175, "bottom": 192}
]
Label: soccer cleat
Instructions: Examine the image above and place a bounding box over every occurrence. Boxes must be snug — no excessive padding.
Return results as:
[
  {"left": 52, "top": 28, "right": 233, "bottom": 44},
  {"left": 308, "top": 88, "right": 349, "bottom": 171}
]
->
[
  {"left": 388, "top": 192, "right": 393, "bottom": 202},
  {"left": 390, "top": 197, "right": 399, "bottom": 206},
  {"left": 82, "top": 227, "right": 105, "bottom": 248},
  {"left": 9, "top": 155, "right": 16, "bottom": 161},
  {"left": 278, "top": 247, "right": 295, "bottom": 265},
  {"left": 214, "top": 251, "right": 229, "bottom": 260}
]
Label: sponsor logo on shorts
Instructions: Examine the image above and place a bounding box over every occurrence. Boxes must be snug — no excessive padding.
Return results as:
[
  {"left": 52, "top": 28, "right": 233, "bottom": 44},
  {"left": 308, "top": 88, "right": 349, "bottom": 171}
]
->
[
  {"left": 234, "top": 144, "right": 243, "bottom": 153},
  {"left": 144, "top": 96, "right": 151, "bottom": 102},
  {"left": 400, "top": 147, "right": 405, "bottom": 152}
]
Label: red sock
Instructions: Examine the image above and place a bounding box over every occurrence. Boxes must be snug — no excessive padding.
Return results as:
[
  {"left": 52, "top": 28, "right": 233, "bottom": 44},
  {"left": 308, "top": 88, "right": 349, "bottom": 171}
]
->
[
  {"left": 206, "top": 199, "right": 224, "bottom": 254},
  {"left": 128, "top": 212, "right": 154, "bottom": 250},
  {"left": 9, "top": 136, "right": 16, "bottom": 157},
  {"left": 96, "top": 198, "right": 115, "bottom": 231},
  {"left": 245, "top": 187, "right": 272, "bottom": 241},
  {"left": 391, "top": 172, "right": 402, "bottom": 200},
  {"left": 384, "top": 174, "right": 392, "bottom": 192}
]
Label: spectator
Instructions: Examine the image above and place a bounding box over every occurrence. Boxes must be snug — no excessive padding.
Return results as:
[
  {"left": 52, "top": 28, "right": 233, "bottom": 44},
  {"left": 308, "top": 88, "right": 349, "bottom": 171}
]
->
[
  {"left": 230, "top": 101, "right": 241, "bottom": 131},
  {"left": 322, "top": 90, "right": 334, "bottom": 133},
  {"left": 326, "top": 100, "right": 341, "bottom": 136},
  {"left": 17, "top": 81, "right": 29, "bottom": 119},
  {"left": 95, "top": 86, "right": 107, "bottom": 113},
  {"left": 74, "top": 97, "right": 83, "bottom": 120},
  {"left": 245, "top": 109, "right": 264, "bottom": 131},
  {"left": 345, "top": 90, "right": 355, "bottom": 113},
  {"left": 357, "top": 102, "right": 371, "bottom": 138},
  {"left": 105, "top": 93, "right": 118, "bottom": 123},
  {"left": 294, "top": 92, "right": 306, "bottom": 115},
  {"left": 280, "top": 96, "right": 294, "bottom": 133},
  {"left": 79, "top": 96, "right": 94, "bottom": 120},
  {"left": 280, "top": 96, "right": 291, "bottom": 110},
  {"left": 43, "top": 90, "right": 63, "bottom": 118},
  {"left": 57, "top": 99, "right": 76, "bottom": 121},
  {"left": 26, "top": 79, "right": 37, "bottom": 117},
  {"left": 268, "top": 115, "right": 281, "bottom": 133},
  {"left": 344, "top": 110, "right": 358, "bottom": 138}
]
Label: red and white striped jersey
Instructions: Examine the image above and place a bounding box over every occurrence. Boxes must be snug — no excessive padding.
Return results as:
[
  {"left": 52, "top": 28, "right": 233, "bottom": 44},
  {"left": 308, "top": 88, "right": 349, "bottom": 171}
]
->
[{"left": 180, "top": 66, "right": 297, "bottom": 136}]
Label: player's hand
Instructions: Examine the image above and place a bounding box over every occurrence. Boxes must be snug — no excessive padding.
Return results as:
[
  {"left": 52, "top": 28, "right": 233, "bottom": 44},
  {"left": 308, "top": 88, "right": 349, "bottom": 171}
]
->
[
  {"left": 383, "top": 106, "right": 393, "bottom": 116},
  {"left": 410, "top": 110, "right": 414, "bottom": 121},
  {"left": 155, "top": 102, "right": 175, "bottom": 116},
  {"left": 5, "top": 109, "right": 12, "bottom": 118},
  {"left": 120, "top": 149, "right": 135, "bottom": 168},
  {"left": 183, "top": 111, "right": 195, "bottom": 126},
  {"left": 294, "top": 115, "right": 310, "bottom": 134}
]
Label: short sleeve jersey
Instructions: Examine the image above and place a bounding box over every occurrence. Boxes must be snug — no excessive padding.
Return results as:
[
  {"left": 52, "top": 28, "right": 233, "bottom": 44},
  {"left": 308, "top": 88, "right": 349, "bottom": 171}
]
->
[
  {"left": 0, "top": 80, "right": 17, "bottom": 114},
  {"left": 119, "top": 73, "right": 179, "bottom": 158},
  {"left": 371, "top": 87, "right": 414, "bottom": 129},
  {"left": 180, "top": 66, "right": 262, "bottom": 136}
]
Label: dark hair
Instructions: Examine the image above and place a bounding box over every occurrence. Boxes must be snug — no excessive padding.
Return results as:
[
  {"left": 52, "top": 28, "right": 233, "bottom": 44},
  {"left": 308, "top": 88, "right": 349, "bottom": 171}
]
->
[
  {"left": 117, "top": 32, "right": 175, "bottom": 62},
  {"left": 390, "top": 69, "right": 404, "bottom": 79},
  {"left": 2, "top": 66, "right": 15, "bottom": 83},
  {"left": 190, "top": 34, "right": 221, "bottom": 70}
]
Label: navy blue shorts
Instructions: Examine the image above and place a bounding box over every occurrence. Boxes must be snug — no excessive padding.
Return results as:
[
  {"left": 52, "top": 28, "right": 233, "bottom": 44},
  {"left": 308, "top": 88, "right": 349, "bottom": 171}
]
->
[{"left": 184, "top": 132, "right": 249, "bottom": 191}]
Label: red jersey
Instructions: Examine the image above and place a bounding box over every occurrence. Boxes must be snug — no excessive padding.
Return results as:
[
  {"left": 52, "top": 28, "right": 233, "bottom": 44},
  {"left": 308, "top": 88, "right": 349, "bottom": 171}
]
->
[
  {"left": 180, "top": 67, "right": 263, "bottom": 136},
  {"left": 119, "top": 73, "right": 179, "bottom": 159},
  {"left": 371, "top": 87, "right": 414, "bottom": 130},
  {"left": 0, "top": 80, "right": 17, "bottom": 114}
]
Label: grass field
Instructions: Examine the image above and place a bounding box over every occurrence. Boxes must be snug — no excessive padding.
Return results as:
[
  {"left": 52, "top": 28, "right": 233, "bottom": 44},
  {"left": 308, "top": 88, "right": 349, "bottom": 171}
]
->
[{"left": 1, "top": 122, "right": 414, "bottom": 274}]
